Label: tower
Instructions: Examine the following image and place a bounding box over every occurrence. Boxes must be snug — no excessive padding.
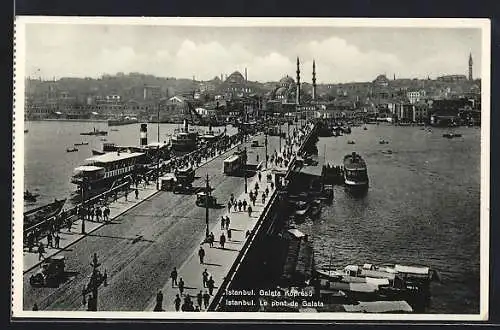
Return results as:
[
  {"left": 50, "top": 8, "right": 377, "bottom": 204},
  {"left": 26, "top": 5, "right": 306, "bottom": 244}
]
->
[
  {"left": 468, "top": 53, "right": 473, "bottom": 80},
  {"left": 296, "top": 56, "right": 301, "bottom": 105},
  {"left": 312, "top": 60, "right": 317, "bottom": 101}
]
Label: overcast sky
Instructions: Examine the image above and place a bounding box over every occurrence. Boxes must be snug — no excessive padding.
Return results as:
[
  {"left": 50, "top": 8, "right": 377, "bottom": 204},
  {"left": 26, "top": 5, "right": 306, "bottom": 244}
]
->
[{"left": 24, "top": 24, "right": 483, "bottom": 83}]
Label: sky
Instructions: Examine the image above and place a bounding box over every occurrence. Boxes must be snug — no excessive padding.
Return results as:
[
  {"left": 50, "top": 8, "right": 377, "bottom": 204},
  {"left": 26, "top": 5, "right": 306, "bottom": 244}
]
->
[{"left": 24, "top": 23, "right": 483, "bottom": 84}]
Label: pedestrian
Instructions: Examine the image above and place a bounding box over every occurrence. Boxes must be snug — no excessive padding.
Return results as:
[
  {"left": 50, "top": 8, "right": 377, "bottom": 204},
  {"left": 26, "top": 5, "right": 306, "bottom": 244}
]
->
[
  {"left": 202, "top": 269, "right": 209, "bottom": 287},
  {"left": 227, "top": 201, "right": 232, "bottom": 213},
  {"left": 125, "top": 189, "right": 129, "bottom": 201},
  {"left": 225, "top": 216, "right": 230, "bottom": 230},
  {"left": 154, "top": 290, "right": 164, "bottom": 311},
  {"left": 207, "top": 233, "right": 213, "bottom": 248},
  {"left": 38, "top": 242, "right": 45, "bottom": 261},
  {"left": 32, "top": 303, "right": 38, "bottom": 311},
  {"left": 104, "top": 206, "right": 110, "bottom": 221},
  {"left": 220, "top": 233, "right": 226, "bottom": 249},
  {"left": 227, "top": 228, "right": 232, "bottom": 241},
  {"left": 220, "top": 216, "right": 225, "bottom": 230},
  {"left": 54, "top": 233, "right": 60, "bottom": 249},
  {"left": 198, "top": 246, "right": 205, "bottom": 264},
  {"left": 170, "top": 267, "right": 178, "bottom": 287},
  {"left": 135, "top": 188, "right": 139, "bottom": 199},
  {"left": 237, "top": 200, "right": 242, "bottom": 212},
  {"left": 96, "top": 207, "right": 102, "bottom": 222},
  {"left": 174, "top": 294, "right": 181, "bottom": 311},
  {"left": 258, "top": 171, "right": 262, "bottom": 182},
  {"left": 249, "top": 191, "right": 254, "bottom": 202},
  {"left": 203, "top": 291, "right": 210, "bottom": 309},
  {"left": 262, "top": 193, "right": 266, "bottom": 204},
  {"left": 46, "top": 233, "right": 53, "bottom": 248},
  {"left": 252, "top": 195, "right": 256, "bottom": 206},
  {"left": 67, "top": 218, "right": 72, "bottom": 232},
  {"left": 248, "top": 206, "right": 253, "bottom": 217},
  {"left": 197, "top": 290, "right": 203, "bottom": 308},
  {"left": 178, "top": 278, "right": 185, "bottom": 295},
  {"left": 233, "top": 202, "right": 237, "bottom": 212},
  {"left": 265, "top": 187, "right": 269, "bottom": 196},
  {"left": 271, "top": 181, "right": 274, "bottom": 190},
  {"left": 230, "top": 193, "right": 235, "bottom": 204},
  {"left": 207, "top": 276, "right": 215, "bottom": 295},
  {"left": 243, "top": 199, "right": 247, "bottom": 211}
]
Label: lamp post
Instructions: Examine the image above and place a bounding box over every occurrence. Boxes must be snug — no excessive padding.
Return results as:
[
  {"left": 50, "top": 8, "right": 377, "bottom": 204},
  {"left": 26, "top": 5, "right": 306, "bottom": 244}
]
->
[
  {"left": 80, "top": 179, "right": 86, "bottom": 234},
  {"left": 82, "top": 253, "right": 107, "bottom": 311},
  {"left": 156, "top": 103, "right": 161, "bottom": 190},
  {"left": 205, "top": 173, "right": 210, "bottom": 238},
  {"left": 264, "top": 124, "right": 268, "bottom": 170},
  {"left": 244, "top": 147, "right": 248, "bottom": 193}
]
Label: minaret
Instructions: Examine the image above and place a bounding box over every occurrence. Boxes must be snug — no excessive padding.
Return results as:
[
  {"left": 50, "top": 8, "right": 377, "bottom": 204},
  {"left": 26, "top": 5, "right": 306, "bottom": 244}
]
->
[
  {"left": 245, "top": 68, "right": 248, "bottom": 82},
  {"left": 312, "top": 60, "right": 317, "bottom": 101},
  {"left": 468, "top": 53, "right": 473, "bottom": 80},
  {"left": 296, "top": 56, "right": 301, "bottom": 105}
]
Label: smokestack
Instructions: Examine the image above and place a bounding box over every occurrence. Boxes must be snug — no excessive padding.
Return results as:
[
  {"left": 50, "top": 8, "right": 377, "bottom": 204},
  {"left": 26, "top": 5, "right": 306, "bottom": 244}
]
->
[{"left": 140, "top": 123, "right": 148, "bottom": 146}]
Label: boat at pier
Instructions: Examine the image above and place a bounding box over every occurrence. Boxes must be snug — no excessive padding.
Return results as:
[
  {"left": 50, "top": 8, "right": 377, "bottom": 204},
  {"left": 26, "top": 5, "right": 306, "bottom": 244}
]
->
[
  {"left": 107, "top": 116, "right": 138, "bottom": 126},
  {"left": 80, "top": 128, "right": 108, "bottom": 136},
  {"left": 71, "top": 151, "right": 145, "bottom": 190},
  {"left": 24, "top": 199, "right": 66, "bottom": 229},
  {"left": 171, "top": 120, "right": 198, "bottom": 152},
  {"left": 343, "top": 152, "right": 369, "bottom": 189}
]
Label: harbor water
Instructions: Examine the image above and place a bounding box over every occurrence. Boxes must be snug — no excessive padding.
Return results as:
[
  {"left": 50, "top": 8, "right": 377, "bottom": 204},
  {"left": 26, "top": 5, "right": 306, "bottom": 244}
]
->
[
  {"left": 296, "top": 123, "right": 481, "bottom": 314},
  {"left": 23, "top": 121, "right": 481, "bottom": 314},
  {"left": 23, "top": 121, "right": 237, "bottom": 208}
]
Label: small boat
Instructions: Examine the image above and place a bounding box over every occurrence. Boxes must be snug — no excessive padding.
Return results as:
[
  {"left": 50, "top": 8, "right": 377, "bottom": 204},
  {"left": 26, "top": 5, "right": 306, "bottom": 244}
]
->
[
  {"left": 66, "top": 147, "right": 78, "bottom": 152},
  {"left": 347, "top": 140, "right": 356, "bottom": 145},
  {"left": 100, "top": 138, "right": 107, "bottom": 141},
  {"left": 110, "top": 129, "right": 119, "bottom": 132},
  {"left": 379, "top": 139, "right": 389, "bottom": 144},
  {"left": 24, "top": 129, "right": 29, "bottom": 133},
  {"left": 363, "top": 126, "right": 368, "bottom": 130},
  {"left": 24, "top": 190, "right": 39, "bottom": 202},
  {"left": 443, "top": 133, "right": 454, "bottom": 138},
  {"left": 453, "top": 133, "right": 462, "bottom": 138},
  {"left": 381, "top": 149, "right": 393, "bottom": 155},
  {"left": 74, "top": 142, "right": 89, "bottom": 146}
]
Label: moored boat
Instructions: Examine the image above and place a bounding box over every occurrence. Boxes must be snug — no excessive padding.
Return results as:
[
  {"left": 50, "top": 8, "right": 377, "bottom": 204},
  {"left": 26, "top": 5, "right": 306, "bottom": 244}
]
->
[
  {"left": 66, "top": 147, "right": 78, "bottom": 153},
  {"left": 80, "top": 128, "right": 108, "bottom": 136},
  {"left": 107, "top": 116, "right": 138, "bottom": 126},
  {"left": 24, "top": 190, "right": 39, "bottom": 202},
  {"left": 74, "top": 142, "right": 89, "bottom": 146},
  {"left": 24, "top": 199, "right": 67, "bottom": 229},
  {"left": 343, "top": 152, "right": 369, "bottom": 189},
  {"left": 171, "top": 120, "right": 198, "bottom": 152}
]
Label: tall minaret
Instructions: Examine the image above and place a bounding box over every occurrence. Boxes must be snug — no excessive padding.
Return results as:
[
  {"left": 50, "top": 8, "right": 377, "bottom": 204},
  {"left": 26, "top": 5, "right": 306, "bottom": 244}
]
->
[
  {"left": 468, "top": 53, "right": 473, "bottom": 80},
  {"left": 296, "top": 56, "right": 301, "bottom": 105},
  {"left": 312, "top": 60, "right": 317, "bottom": 101}
]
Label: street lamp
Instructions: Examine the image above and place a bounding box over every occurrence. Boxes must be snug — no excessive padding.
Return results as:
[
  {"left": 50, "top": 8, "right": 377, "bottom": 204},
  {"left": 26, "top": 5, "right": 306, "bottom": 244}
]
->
[
  {"left": 244, "top": 147, "right": 248, "bottom": 194},
  {"left": 205, "top": 173, "right": 210, "bottom": 238},
  {"left": 80, "top": 179, "right": 86, "bottom": 234},
  {"left": 82, "top": 253, "right": 108, "bottom": 311},
  {"left": 156, "top": 103, "right": 161, "bottom": 190},
  {"left": 264, "top": 126, "right": 268, "bottom": 170}
]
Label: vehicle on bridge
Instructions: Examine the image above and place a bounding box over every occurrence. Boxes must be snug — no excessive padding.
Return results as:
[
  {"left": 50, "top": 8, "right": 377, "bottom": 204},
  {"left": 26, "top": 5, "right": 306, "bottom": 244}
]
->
[
  {"left": 29, "top": 255, "right": 66, "bottom": 287},
  {"left": 195, "top": 192, "right": 217, "bottom": 207},
  {"left": 223, "top": 149, "right": 247, "bottom": 175}
]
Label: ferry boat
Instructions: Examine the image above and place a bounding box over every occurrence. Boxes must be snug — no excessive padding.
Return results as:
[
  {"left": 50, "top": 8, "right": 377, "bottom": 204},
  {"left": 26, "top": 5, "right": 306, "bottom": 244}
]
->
[
  {"left": 171, "top": 120, "right": 198, "bottom": 152},
  {"left": 80, "top": 128, "right": 108, "bottom": 136},
  {"left": 108, "top": 116, "right": 138, "bottom": 126},
  {"left": 71, "top": 151, "right": 145, "bottom": 190},
  {"left": 343, "top": 152, "right": 369, "bottom": 189}
]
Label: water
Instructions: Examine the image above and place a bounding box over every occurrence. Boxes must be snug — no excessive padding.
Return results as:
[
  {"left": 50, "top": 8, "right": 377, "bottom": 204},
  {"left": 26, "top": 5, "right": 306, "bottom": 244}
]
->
[
  {"left": 295, "top": 123, "right": 481, "bottom": 314},
  {"left": 23, "top": 121, "right": 237, "bottom": 208}
]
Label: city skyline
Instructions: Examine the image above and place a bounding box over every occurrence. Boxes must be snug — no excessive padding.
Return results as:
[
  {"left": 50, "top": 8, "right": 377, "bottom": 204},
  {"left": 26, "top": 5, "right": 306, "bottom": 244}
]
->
[{"left": 24, "top": 22, "right": 482, "bottom": 84}]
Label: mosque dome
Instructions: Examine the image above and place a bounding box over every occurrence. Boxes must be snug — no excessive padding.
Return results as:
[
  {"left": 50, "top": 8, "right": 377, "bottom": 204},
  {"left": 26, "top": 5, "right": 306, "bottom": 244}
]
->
[
  {"left": 225, "top": 71, "right": 246, "bottom": 84},
  {"left": 279, "top": 75, "right": 295, "bottom": 87}
]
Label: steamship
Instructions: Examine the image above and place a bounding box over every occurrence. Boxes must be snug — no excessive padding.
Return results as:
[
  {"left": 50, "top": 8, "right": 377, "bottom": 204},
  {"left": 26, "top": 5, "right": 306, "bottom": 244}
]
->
[
  {"left": 171, "top": 120, "right": 198, "bottom": 152},
  {"left": 343, "top": 152, "right": 369, "bottom": 189}
]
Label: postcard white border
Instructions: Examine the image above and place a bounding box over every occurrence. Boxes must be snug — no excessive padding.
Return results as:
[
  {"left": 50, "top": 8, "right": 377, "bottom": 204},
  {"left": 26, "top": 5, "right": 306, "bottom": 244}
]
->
[{"left": 12, "top": 16, "right": 491, "bottom": 321}]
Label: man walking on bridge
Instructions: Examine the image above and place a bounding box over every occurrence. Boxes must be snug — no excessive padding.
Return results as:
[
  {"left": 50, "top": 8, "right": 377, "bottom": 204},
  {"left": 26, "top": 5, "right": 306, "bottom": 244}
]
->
[
  {"left": 170, "top": 267, "right": 178, "bottom": 287},
  {"left": 202, "top": 269, "right": 209, "bottom": 287},
  {"left": 198, "top": 246, "right": 205, "bottom": 264}
]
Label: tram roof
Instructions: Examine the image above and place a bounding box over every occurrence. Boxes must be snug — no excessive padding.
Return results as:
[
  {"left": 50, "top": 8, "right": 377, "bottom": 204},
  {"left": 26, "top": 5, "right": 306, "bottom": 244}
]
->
[{"left": 86, "top": 152, "right": 144, "bottom": 163}]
